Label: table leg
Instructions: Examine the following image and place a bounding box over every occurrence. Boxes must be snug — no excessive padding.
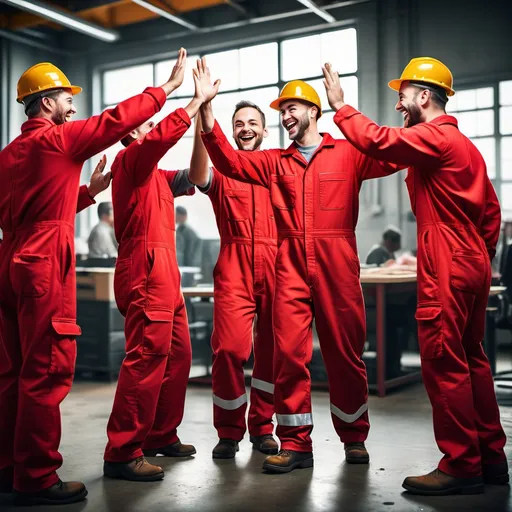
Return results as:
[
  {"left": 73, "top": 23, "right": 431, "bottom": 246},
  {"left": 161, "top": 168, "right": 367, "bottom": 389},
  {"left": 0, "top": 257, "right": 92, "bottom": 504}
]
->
[{"left": 376, "top": 283, "right": 386, "bottom": 397}]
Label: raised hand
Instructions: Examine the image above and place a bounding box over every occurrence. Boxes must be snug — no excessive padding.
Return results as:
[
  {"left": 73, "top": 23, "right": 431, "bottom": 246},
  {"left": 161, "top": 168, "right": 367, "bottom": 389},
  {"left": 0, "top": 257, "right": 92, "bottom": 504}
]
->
[
  {"left": 322, "top": 62, "right": 345, "bottom": 111},
  {"left": 87, "top": 155, "right": 111, "bottom": 197},
  {"left": 161, "top": 47, "right": 187, "bottom": 96},
  {"left": 193, "top": 56, "right": 221, "bottom": 103}
]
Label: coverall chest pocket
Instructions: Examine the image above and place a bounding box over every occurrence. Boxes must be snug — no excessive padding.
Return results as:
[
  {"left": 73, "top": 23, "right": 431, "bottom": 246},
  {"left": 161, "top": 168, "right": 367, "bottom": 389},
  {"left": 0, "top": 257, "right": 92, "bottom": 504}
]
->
[
  {"left": 415, "top": 303, "right": 443, "bottom": 360},
  {"left": 225, "top": 188, "right": 250, "bottom": 221},
  {"left": 270, "top": 174, "right": 296, "bottom": 210},
  {"left": 12, "top": 254, "right": 51, "bottom": 298},
  {"left": 161, "top": 195, "right": 175, "bottom": 229},
  {"left": 450, "top": 250, "right": 485, "bottom": 293},
  {"left": 319, "top": 172, "right": 347, "bottom": 210}
]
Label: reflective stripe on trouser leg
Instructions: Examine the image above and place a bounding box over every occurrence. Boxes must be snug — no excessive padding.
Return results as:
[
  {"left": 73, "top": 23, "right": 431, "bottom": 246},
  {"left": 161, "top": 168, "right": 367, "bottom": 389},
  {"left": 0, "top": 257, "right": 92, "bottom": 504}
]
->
[
  {"left": 276, "top": 413, "right": 313, "bottom": 427},
  {"left": 251, "top": 378, "right": 274, "bottom": 394},
  {"left": 330, "top": 403, "right": 368, "bottom": 423},
  {"left": 212, "top": 393, "right": 247, "bottom": 411}
]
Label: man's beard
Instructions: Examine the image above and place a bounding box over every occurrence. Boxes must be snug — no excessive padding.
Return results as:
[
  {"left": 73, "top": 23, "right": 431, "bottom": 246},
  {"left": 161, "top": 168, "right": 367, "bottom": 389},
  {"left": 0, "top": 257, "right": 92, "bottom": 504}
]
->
[
  {"left": 235, "top": 132, "right": 264, "bottom": 151},
  {"left": 289, "top": 113, "right": 310, "bottom": 141},
  {"left": 52, "top": 107, "right": 71, "bottom": 125},
  {"left": 404, "top": 102, "right": 422, "bottom": 127}
]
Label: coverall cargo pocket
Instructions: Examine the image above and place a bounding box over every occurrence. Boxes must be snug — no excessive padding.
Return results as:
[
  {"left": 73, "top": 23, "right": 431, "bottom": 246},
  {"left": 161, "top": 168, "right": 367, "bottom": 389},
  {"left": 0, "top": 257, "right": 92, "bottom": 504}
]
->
[
  {"left": 319, "top": 172, "right": 347, "bottom": 210},
  {"left": 450, "top": 250, "right": 485, "bottom": 293},
  {"left": 270, "top": 175, "right": 295, "bottom": 210},
  {"left": 49, "top": 318, "right": 81, "bottom": 375},
  {"left": 12, "top": 254, "right": 51, "bottom": 298},
  {"left": 415, "top": 304, "right": 443, "bottom": 360},
  {"left": 114, "top": 258, "right": 131, "bottom": 301},
  {"left": 225, "top": 189, "right": 250, "bottom": 221},
  {"left": 143, "top": 309, "right": 173, "bottom": 356}
]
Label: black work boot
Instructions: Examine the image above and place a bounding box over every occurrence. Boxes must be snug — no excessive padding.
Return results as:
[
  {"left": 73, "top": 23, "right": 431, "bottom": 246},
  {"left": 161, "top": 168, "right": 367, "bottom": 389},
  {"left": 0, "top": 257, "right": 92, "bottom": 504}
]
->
[
  {"left": 250, "top": 434, "right": 279, "bottom": 455},
  {"left": 212, "top": 439, "right": 239, "bottom": 459},
  {"left": 483, "top": 461, "right": 509, "bottom": 485},
  {"left": 344, "top": 442, "right": 370, "bottom": 464},
  {"left": 13, "top": 480, "right": 87, "bottom": 506},
  {"left": 262, "top": 449, "right": 313, "bottom": 474}
]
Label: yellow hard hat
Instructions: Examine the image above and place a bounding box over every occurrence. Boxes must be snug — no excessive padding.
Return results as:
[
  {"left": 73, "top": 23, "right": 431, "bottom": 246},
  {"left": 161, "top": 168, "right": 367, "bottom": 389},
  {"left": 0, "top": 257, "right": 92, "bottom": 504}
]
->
[
  {"left": 270, "top": 80, "right": 322, "bottom": 118},
  {"left": 17, "top": 62, "right": 82, "bottom": 103},
  {"left": 388, "top": 57, "right": 455, "bottom": 96}
]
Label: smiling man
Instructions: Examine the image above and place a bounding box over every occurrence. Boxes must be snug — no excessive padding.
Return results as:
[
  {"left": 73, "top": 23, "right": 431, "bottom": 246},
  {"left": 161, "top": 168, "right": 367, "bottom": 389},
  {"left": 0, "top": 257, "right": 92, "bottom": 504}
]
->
[
  {"left": 196, "top": 57, "right": 401, "bottom": 474},
  {"left": 193, "top": 101, "right": 278, "bottom": 460}
]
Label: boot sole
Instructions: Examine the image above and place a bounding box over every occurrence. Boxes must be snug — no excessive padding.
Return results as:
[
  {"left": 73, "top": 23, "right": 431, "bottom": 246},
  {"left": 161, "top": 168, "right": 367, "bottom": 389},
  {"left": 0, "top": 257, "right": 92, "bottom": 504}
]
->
[
  {"left": 262, "top": 457, "right": 314, "bottom": 474},
  {"left": 402, "top": 482, "right": 484, "bottom": 496},
  {"left": 483, "top": 473, "right": 510, "bottom": 485},
  {"left": 345, "top": 455, "right": 370, "bottom": 464},
  {"left": 103, "top": 467, "right": 164, "bottom": 482},
  {"left": 13, "top": 488, "right": 88, "bottom": 506}
]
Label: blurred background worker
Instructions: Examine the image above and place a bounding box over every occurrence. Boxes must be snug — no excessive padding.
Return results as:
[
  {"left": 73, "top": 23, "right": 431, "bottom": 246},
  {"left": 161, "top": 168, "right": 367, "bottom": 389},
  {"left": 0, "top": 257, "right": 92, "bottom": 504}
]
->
[
  {"left": 327, "top": 56, "right": 507, "bottom": 495},
  {"left": 366, "top": 227, "right": 402, "bottom": 266},
  {"left": 194, "top": 102, "right": 278, "bottom": 460},
  {"left": 0, "top": 59, "right": 178, "bottom": 506},
  {"left": 176, "top": 205, "right": 202, "bottom": 267},
  {"left": 199, "top": 57, "right": 401, "bottom": 474},
  {"left": 103, "top": 49, "right": 212, "bottom": 483},
  {"left": 88, "top": 201, "right": 118, "bottom": 259}
]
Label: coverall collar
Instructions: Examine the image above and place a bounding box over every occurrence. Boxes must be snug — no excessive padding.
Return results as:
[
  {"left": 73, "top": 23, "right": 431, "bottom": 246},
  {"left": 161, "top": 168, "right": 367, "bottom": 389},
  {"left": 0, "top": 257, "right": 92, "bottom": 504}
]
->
[
  {"left": 21, "top": 117, "right": 56, "bottom": 133},
  {"left": 283, "top": 133, "right": 336, "bottom": 164},
  {"left": 428, "top": 114, "right": 458, "bottom": 127}
]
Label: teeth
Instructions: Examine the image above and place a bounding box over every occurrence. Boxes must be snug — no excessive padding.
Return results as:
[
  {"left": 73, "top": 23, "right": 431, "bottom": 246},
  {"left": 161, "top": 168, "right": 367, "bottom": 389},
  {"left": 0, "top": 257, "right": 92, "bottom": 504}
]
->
[{"left": 285, "top": 121, "right": 297, "bottom": 130}]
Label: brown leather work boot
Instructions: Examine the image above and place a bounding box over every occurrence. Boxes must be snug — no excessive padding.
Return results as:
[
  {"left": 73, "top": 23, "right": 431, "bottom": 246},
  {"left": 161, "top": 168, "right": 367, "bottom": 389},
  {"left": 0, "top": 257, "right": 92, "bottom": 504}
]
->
[
  {"left": 12, "top": 480, "right": 87, "bottom": 506},
  {"left": 143, "top": 441, "right": 196, "bottom": 458},
  {"left": 250, "top": 434, "right": 279, "bottom": 455},
  {"left": 212, "top": 439, "right": 239, "bottom": 459},
  {"left": 262, "top": 449, "right": 313, "bottom": 474},
  {"left": 402, "top": 468, "right": 484, "bottom": 495},
  {"left": 103, "top": 456, "right": 164, "bottom": 482},
  {"left": 483, "top": 461, "right": 509, "bottom": 485},
  {"left": 344, "top": 442, "right": 370, "bottom": 464}
]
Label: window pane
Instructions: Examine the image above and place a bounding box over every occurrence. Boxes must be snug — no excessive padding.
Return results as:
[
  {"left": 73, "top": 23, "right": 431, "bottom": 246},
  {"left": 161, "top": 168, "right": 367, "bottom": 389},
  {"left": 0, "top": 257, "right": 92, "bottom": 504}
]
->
[
  {"left": 207, "top": 49, "right": 240, "bottom": 91},
  {"left": 239, "top": 86, "right": 280, "bottom": 127},
  {"left": 317, "top": 111, "right": 340, "bottom": 138},
  {"left": 309, "top": 76, "right": 358, "bottom": 115},
  {"left": 321, "top": 28, "right": 358, "bottom": 75},
  {"left": 159, "top": 135, "right": 194, "bottom": 170},
  {"left": 152, "top": 99, "right": 186, "bottom": 125},
  {"left": 240, "top": 43, "right": 278, "bottom": 88},
  {"left": 501, "top": 183, "right": 512, "bottom": 212},
  {"left": 281, "top": 34, "right": 321, "bottom": 81},
  {"left": 501, "top": 136, "right": 512, "bottom": 180},
  {"left": 457, "top": 111, "right": 478, "bottom": 137},
  {"left": 212, "top": 91, "right": 243, "bottom": 135},
  {"left": 446, "top": 94, "right": 458, "bottom": 113},
  {"left": 500, "top": 80, "right": 512, "bottom": 106},
  {"left": 155, "top": 54, "right": 199, "bottom": 98},
  {"left": 472, "top": 137, "right": 496, "bottom": 179},
  {"left": 476, "top": 109, "right": 494, "bottom": 136},
  {"left": 455, "top": 89, "right": 477, "bottom": 111},
  {"left": 265, "top": 127, "right": 281, "bottom": 149},
  {"left": 103, "top": 64, "right": 154, "bottom": 105},
  {"left": 500, "top": 106, "right": 512, "bottom": 135},
  {"left": 476, "top": 87, "right": 494, "bottom": 109}
]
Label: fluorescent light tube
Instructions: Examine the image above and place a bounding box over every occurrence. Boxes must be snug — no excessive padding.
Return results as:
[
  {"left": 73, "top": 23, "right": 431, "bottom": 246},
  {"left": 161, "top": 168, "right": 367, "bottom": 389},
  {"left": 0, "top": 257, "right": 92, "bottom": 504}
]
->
[{"left": 296, "top": 0, "right": 336, "bottom": 23}]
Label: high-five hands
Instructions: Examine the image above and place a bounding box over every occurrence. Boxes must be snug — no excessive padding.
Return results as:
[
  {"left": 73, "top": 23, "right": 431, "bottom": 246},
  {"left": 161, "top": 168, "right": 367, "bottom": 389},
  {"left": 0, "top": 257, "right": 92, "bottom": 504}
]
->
[
  {"left": 161, "top": 47, "right": 187, "bottom": 96},
  {"left": 322, "top": 62, "right": 346, "bottom": 112},
  {"left": 193, "top": 57, "right": 221, "bottom": 104}
]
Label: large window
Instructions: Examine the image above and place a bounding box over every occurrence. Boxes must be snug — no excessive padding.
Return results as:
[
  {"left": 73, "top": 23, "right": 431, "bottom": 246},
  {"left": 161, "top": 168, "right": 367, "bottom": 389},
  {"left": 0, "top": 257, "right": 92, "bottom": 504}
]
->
[
  {"left": 97, "top": 27, "right": 358, "bottom": 238},
  {"left": 446, "top": 81, "right": 512, "bottom": 211}
]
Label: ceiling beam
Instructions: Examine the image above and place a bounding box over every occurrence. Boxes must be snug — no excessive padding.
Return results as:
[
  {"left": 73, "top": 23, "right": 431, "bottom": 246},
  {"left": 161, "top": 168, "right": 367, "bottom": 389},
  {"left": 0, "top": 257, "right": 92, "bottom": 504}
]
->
[
  {"left": 131, "top": 0, "right": 198, "bottom": 30},
  {"left": 295, "top": 0, "right": 336, "bottom": 23},
  {"left": 224, "top": 0, "right": 250, "bottom": 17}
]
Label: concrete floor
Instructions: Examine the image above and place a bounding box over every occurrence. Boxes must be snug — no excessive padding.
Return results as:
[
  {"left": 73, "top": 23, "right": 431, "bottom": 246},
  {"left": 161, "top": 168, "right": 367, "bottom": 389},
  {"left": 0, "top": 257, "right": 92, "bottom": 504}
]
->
[{"left": 0, "top": 382, "right": 511, "bottom": 512}]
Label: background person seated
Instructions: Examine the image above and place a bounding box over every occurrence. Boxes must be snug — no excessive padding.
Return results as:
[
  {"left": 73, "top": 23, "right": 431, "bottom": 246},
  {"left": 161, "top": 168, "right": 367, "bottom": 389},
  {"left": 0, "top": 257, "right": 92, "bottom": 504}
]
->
[
  {"left": 88, "top": 201, "right": 118, "bottom": 259},
  {"left": 366, "top": 226, "right": 402, "bottom": 266}
]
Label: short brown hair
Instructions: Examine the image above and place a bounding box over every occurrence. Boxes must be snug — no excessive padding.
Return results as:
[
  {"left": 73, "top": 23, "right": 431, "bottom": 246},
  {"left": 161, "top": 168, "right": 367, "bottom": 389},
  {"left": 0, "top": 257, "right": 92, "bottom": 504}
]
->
[{"left": 232, "top": 100, "right": 266, "bottom": 128}]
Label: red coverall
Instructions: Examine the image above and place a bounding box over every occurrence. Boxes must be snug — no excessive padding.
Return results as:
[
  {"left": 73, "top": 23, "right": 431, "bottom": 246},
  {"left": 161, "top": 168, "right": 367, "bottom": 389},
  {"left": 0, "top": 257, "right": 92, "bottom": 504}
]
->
[
  {"left": 0, "top": 86, "right": 167, "bottom": 492},
  {"left": 334, "top": 105, "right": 507, "bottom": 477},
  {"left": 104, "top": 108, "right": 195, "bottom": 462},
  {"left": 202, "top": 122, "right": 396, "bottom": 452},
  {"left": 201, "top": 168, "right": 277, "bottom": 441}
]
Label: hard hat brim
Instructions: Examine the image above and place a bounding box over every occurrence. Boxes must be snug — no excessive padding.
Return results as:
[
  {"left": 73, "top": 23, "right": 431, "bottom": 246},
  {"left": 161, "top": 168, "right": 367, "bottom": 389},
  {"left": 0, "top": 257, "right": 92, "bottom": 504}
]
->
[
  {"left": 388, "top": 78, "right": 455, "bottom": 96},
  {"left": 17, "top": 84, "right": 83, "bottom": 103},
  {"left": 269, "top": 96, "right": 323, "bottom": 118}
]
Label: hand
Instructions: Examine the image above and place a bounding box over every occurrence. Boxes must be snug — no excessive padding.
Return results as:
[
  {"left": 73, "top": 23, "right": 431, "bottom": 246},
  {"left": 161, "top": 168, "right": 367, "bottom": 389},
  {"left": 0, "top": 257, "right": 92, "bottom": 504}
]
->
[
  {"left": 322, "top": 62, "right": 345, "bottom": 111},
  {"left": 193, "top": 56, "right": 221, "bottom": 103},
  {"left": 162, "top": 47, "right": 187, "bottom": 96},
  {"left": 87, "top": 155, "right": 111, "bottom": 198}
]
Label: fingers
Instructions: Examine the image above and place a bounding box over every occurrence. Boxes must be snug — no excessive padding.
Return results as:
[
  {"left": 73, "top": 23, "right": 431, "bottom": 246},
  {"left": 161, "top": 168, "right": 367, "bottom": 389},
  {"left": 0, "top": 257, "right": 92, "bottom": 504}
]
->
[
  {"left": 103, "top": 171, "right": 112, "bottom": 185},
  {"left": 93, "top": 155, "right": 107, "bottom": 174}
]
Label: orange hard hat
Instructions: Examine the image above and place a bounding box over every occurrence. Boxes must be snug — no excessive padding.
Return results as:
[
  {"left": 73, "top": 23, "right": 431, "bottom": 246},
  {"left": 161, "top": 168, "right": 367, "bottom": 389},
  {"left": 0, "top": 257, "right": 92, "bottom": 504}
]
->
[
  {"left": 17, "top": 62, "right": 82, "bottom": 103},
  {"left": 388, "top": 57, "right": 455, "bottom": 96},
  {"left": 270, "top": 80, "right": 322, "bottom": 118}
]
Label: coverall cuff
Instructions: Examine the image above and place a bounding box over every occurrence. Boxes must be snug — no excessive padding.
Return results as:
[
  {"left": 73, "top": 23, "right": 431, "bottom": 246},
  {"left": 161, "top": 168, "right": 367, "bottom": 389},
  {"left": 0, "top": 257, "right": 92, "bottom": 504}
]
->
[
  {"left": 143, "top": 86, "right": 167, "bottom": 110},
  {"left": 333, "top": 104, "right": 360, "bottom": 124},
  {"left": 174, "top": 107, "right": 192, "bottom": 127},
  {"left": 14, "top": 471, "right": 60, "bottom": 493},
  {"left": 280, "top": 441, "right": 313, "bottom": 453},
  {"left": 201, "top": 120, "right": 222, "bottom": 145}
]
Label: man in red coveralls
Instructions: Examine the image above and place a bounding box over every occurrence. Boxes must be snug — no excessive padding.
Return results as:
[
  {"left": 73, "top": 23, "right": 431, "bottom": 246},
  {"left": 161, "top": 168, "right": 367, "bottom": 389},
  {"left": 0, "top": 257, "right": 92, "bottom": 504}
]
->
[
  {"left": 196, "top": 57, "right": 399, "bottom": 473},
  {"left": 103, "top": 49, "right": 215, "bottom": 481},
  {"left": 192, "top": 103, "right": 278, "bottom": 459},
  {"left": 323, "top": 57, "right": 508, "bottom": 495},
  {"left": 0, "top": 57, "right": 185, "bottom": 506}
]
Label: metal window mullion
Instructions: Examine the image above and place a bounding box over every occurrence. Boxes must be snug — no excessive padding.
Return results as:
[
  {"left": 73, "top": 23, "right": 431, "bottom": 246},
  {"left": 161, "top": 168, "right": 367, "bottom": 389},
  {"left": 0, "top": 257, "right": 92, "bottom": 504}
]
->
[{"left": 495, "top": 83, "right": 501, "bottom": 199}]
